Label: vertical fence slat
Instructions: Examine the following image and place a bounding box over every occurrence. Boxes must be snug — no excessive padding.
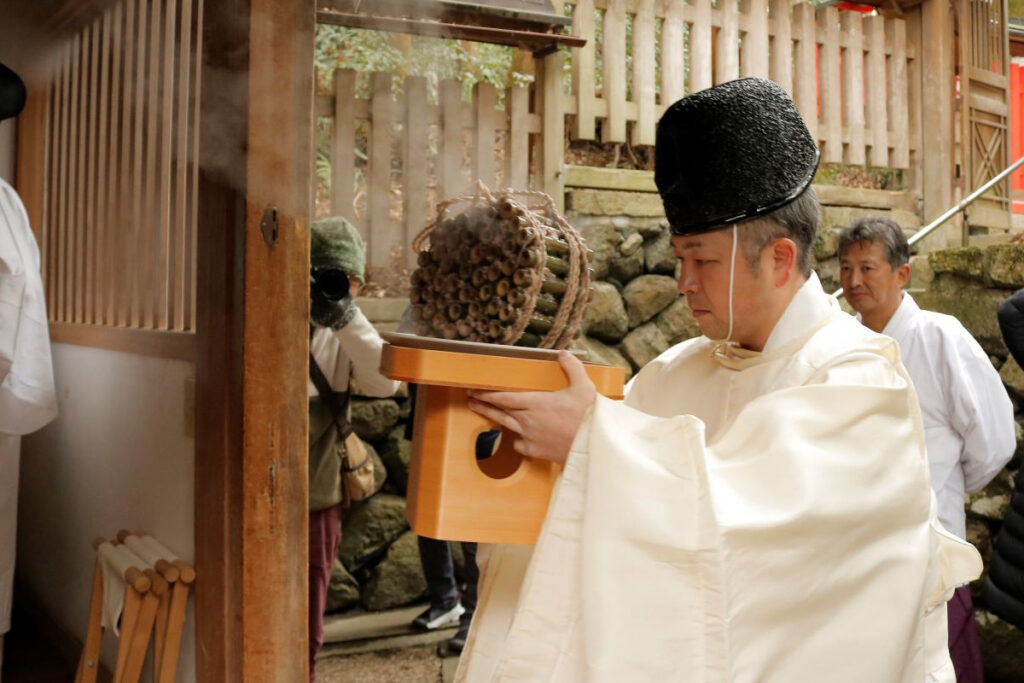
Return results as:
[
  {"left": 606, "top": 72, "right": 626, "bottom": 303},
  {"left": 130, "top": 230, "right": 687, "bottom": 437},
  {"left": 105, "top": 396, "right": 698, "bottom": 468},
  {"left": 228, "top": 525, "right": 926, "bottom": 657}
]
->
[
  {"left": 440, "top": 78, "right": 463, "bottom": 198},
  {"left": 602, "top": 0, "right": 627, "bottom": 142},
  {"left": 404, "top": 76, "right": 427, "bottom": 270},
  {"left": 769, "top": 0, "right": 792, "bottom": 95},
  {"left": 73, "top": 30, "right": 87, "bottom": 323},
  {"left": 541, "top": 51, "right": 566, "bottom": 209},
  {"left": 45, "top": 72, "right": 58, "bottom": 317},
  {"left": 690, "top": 0, "right": 713, "bottom": 93},
  {"left": 632, "top": 0, "right": 657, "bottom": 145},
  {"left": 907, "top": 9, "right": 922, "bottom": 193},
  {"left": 105, "top": 2, "right": 123, "bottom": 326},
  {"left": 174, "top": 0, "right": 194, "bottom": 330},
  {"left": 818, "top": 7, "right": 842, "bottom": 163},
  {"left": 716, "top": 0, "right": 740, "bottom": 83},
  {"left": 887, "top": 18, "right": 909, "bottom": 168},
  {"left": 840, "top": 10, "right": 866, "bottom": 165},
  {"left": 369, "top": 72, "right": 393, "bottom": 268},
  {"left": 661, "top": 0, "right": 685, "bottom": 110},
  {"left": 793, "top": 2, "right": 818, "bottom": 141},
  {"left": 743, "top": 0, "right": 770, "bottom": 79},
  {"left": 865, "top": 15, "right": 888, "bottom": 167},
  {"left": 331, "top": 69, "right": 356, "bottom": 224},
  {"left": 508, "top": 85, "right": 530, "bottom": 187},
  {"left": 142, "top": 0, "right": 163, "bottom": 329},
  {"left": 188, "top": 0, "right": 203, "bottom": 331},
  {"left": 573, "top": 0, "right": 597, "bottom": 139},
  {"left": 85, "top": 19, "right": 100, "bottom": 325},
  {"left": 96, "top": 11, "right": 112, "bottom": 326},
  {"left": 130, "top": 0, "right": 148, "bottom": 327},
  {"left": 157, "top": 0, "right": 177, "bottom": 329},
  {"left": 56, "top": 45, "right": 71, "bottom": 322},
  {"left": 474, "top": 81, "right": 496, "bottom": 189}
]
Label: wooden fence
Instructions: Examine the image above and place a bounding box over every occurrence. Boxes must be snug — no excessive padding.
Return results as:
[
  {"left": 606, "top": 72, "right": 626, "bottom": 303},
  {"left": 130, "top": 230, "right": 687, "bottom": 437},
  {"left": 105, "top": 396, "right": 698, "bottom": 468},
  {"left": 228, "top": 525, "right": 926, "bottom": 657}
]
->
[
  {"left": 315, "top": 73, "right": 542, "bottom": 269},
  {"left": 322, "top": 3, "right": 926, "bottom": 271},
  {"left": 565, "top": 0, "right": 918, "bottom": 169},
  {"left": 39, "top": 0, "right": 202, "bottom": 338}
]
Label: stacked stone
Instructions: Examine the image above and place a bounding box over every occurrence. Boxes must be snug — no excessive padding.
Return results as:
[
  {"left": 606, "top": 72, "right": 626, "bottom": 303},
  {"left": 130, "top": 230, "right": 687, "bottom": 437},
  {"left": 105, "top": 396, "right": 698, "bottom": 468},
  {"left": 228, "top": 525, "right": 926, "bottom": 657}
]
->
[
  {"left": 325, "top": 385, "right": 425, "bottom": 614},
  {"left": 570, "top": 216, "right": 701, "bottom": 379}
]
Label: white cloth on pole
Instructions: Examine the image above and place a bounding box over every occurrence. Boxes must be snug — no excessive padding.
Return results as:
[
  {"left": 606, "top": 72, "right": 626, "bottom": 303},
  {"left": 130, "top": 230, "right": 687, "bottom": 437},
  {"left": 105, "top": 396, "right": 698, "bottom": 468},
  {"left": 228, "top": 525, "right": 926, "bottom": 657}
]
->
[
  {"left": 457, "top": 275, "right": 981, "bottom": 683},
  {"left": 882, "top": 292, "right": 1016, "bottom": 539},
  {"left": 98, "top": 542, "right": 150, "bottom": 636}
]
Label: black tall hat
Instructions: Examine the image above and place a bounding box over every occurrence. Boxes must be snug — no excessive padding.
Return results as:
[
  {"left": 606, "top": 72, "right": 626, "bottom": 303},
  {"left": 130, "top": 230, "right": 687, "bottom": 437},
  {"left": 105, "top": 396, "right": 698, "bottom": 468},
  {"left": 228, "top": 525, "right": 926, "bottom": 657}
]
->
[
  {"left": 655, "top": 78, "right": 819, "bottom": 236},
  {"left": 0, "top": 62, "right": 26, "bottom": 122}
]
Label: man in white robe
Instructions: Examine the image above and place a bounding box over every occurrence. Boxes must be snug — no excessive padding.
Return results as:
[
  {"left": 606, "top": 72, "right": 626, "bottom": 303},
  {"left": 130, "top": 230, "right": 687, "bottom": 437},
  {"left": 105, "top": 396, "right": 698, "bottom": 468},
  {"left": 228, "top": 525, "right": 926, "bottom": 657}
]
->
[
  {"left": 460, "top": 78, "right": 981, "bottom": 682},
  {"left": 839, "top": 216, "right": 1014, "bottom": 682},
  {"left": 0, "top": 61, "right": 58, "bottom": 666}
]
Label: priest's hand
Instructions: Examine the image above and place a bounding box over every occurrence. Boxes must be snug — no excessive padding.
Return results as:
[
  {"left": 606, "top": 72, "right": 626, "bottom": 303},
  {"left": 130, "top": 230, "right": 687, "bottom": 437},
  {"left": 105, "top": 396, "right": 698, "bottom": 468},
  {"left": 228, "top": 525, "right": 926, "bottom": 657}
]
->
[{"left": 467, "top": 350, "right": 597, "bottom": 466}]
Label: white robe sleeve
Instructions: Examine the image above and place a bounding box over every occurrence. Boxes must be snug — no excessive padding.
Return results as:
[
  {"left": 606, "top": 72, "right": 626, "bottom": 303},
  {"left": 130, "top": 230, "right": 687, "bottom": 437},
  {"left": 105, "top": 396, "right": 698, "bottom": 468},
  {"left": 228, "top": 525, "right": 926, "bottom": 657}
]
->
[
  {"left": 331, "top": 307, "right": 401, "bottom": 398},
  {"left": 459, "top": 352, "right": 981, "bottom": 683},
  {"left": 943, "top": 332, "right": 1016, "bottom": 494}
]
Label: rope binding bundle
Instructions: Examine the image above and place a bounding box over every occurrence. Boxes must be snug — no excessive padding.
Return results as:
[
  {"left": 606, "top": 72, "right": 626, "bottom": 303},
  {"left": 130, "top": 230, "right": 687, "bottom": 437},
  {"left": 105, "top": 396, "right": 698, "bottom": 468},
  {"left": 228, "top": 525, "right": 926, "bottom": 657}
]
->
[{"left": 409, "top": 182, "right": 592, "bottom": 349}]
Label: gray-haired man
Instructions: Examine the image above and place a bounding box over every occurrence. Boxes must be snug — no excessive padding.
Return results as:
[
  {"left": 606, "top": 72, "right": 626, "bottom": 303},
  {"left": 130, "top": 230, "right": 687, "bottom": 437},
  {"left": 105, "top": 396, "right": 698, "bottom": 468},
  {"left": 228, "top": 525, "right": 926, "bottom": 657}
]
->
[{"left": 839, "top": 216, "right": 1015, "bottom": 683}]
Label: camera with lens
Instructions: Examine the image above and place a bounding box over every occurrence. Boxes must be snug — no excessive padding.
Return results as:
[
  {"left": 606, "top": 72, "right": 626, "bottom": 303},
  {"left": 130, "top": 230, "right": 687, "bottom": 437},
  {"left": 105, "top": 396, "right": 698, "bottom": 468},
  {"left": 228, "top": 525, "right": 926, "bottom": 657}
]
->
[{"left": 310, "top": 268, "right": 351, "bottom": 302}]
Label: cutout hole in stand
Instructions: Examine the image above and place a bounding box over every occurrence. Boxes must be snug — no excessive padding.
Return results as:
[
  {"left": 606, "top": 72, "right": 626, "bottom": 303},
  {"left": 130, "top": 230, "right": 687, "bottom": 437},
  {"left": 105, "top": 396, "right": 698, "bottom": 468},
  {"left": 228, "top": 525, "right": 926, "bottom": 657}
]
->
[{"left": 475, "top": 428, "right": 523, "bottom": 480}]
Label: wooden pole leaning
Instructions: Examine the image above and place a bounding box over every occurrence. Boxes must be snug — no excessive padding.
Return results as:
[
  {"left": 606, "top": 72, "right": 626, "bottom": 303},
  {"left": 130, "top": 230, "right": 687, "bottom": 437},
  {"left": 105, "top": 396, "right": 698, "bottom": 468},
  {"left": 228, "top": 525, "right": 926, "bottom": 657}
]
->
[{"left": 118, "top": 530, "right": 196, "bottom": 683}]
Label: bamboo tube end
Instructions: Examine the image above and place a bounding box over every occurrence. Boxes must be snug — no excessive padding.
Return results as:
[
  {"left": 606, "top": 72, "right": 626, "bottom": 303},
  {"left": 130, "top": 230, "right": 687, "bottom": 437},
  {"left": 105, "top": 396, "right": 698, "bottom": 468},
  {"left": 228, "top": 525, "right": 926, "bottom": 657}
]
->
[
  {"left": 116, "top": 529, "right": 133, "bottom": 543},
  {"left": 125, "top": 567, "right": 151, "bottom": 593},
  {"left": 173, "top": 560, "right": 196, "bottom": 584},
  {"left": 144, "top": 568, "right": 170, "bottom": 596},
  {"left": 154, "top": 559, "right": 180, "bottom": 583}
]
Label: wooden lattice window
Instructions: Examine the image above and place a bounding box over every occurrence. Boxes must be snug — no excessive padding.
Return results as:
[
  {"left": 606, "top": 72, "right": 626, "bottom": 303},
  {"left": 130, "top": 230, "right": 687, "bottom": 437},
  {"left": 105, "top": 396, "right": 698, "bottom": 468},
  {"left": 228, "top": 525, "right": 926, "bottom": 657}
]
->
[{"left": 39, "top": 0, "right": 203, "bottom": 350}]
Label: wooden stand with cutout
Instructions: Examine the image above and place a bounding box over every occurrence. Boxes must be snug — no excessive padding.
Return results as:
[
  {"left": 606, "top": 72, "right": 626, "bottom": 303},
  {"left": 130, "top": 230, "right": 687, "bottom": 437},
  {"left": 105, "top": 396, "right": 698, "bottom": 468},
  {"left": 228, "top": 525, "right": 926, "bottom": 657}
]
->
[{"left": 380, "top": 333, "right": 625, "bottom": 545}]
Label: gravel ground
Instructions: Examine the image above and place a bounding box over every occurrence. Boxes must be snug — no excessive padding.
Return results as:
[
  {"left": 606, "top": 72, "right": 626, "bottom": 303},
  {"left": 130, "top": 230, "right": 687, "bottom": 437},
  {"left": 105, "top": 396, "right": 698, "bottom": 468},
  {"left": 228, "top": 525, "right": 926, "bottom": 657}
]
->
[{"left": 316, "top": 646, "right": 447, "bottom": 683}]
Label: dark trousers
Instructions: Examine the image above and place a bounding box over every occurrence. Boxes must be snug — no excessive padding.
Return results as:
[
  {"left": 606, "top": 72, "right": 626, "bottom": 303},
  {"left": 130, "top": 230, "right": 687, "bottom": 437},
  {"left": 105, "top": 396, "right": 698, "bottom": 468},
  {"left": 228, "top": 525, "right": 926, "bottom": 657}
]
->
[
  {"left": 309, "top": 504, "right": 342, "bottom": 683},
  {"left": 418, "top": 537, "right": 479, "bottom": 624},
  {"left": 948, "top": 585, "right": 984, "bottom": 683}
]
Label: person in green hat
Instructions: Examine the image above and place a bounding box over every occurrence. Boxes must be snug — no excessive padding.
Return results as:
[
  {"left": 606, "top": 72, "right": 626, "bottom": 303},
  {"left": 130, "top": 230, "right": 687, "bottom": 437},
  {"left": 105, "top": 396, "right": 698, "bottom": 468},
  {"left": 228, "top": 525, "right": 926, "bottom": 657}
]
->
[{"left": 307, "top": 216, "right": 399, "bottom": 682}]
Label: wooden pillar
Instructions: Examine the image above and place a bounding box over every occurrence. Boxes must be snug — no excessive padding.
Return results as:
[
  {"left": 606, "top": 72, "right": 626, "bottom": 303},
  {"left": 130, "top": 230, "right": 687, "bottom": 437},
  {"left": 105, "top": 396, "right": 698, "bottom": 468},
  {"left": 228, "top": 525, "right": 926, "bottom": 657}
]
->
[
  {"left": 919, "top": 0, "right": 957, "bottom": 249},
  {"left": 196, "top": 0, "right": 314, "bottom": 679}
]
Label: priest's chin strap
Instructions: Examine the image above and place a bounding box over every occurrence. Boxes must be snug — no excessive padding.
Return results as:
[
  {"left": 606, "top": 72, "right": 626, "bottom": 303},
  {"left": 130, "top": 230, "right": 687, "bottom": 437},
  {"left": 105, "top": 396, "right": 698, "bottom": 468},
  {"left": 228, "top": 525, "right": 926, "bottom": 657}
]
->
[{"left": 711, "top": 224, "right": 741, "bottom": 359}]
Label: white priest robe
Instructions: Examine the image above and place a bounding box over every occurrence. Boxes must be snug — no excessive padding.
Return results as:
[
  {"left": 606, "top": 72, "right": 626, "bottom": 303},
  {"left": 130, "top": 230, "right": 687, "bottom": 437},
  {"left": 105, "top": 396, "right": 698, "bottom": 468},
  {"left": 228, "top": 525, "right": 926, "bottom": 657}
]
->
[
  {"left": 0, "top": 177, "right": 58, "bottom": 644},
  {"left": 456, "top": 274, "right": 982, "bottom": 683},
  {"left": 881, "top": 292, "right": 1015, "bottom": 540}
]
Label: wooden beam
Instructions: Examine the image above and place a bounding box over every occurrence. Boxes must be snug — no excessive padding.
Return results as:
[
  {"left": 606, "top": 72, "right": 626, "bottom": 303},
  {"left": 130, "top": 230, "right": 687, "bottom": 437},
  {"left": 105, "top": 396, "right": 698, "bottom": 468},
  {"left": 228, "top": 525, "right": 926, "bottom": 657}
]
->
[
  {"left": 243, "top": 0, "right": 314, "bottom": 681},
  {"left": 48, "top": 323, "right": 197, "bottom": 361},
  {"left": 919, "top": 0, "right": 956, "bottom": 249},
  {"left": 194, "top": 0, "right": 248, "bottom": 679}
]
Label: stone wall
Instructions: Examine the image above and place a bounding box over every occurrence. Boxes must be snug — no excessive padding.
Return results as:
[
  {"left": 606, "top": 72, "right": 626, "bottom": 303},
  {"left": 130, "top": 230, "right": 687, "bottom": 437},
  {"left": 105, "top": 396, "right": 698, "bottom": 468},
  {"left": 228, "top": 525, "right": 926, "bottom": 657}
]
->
[{"left": 911, "top": 243, "right": 1024, "bottom": 682}]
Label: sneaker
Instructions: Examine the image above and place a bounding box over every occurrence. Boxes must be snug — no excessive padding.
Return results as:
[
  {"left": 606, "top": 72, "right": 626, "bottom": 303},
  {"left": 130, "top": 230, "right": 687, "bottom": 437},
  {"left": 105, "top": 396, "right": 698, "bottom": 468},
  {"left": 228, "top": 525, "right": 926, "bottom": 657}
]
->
[{"left": 412, "top": 602, "right": 464, "bottom": 631}]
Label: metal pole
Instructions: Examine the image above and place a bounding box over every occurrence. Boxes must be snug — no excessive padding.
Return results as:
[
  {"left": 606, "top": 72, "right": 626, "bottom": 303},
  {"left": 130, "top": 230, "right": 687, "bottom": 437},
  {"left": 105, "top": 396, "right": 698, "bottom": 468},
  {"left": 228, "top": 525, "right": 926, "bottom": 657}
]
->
[{"left": 832, "top": 155, "right": 1024, "bottom": 299}]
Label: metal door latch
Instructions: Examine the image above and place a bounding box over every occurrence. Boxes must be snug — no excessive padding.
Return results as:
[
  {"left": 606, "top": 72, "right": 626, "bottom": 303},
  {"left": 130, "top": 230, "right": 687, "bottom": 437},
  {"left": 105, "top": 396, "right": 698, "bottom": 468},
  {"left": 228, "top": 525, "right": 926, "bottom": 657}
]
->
[{"left": 260, "top": 204, "right": 279, "bottom": 246}]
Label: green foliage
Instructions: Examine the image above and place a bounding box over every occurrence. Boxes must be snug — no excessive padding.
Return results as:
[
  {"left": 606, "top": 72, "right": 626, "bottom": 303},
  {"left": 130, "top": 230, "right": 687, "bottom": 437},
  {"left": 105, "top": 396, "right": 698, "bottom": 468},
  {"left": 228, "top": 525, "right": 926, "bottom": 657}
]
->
[{"left": 315, "top": 25, "right": 534, "bottom": 102}]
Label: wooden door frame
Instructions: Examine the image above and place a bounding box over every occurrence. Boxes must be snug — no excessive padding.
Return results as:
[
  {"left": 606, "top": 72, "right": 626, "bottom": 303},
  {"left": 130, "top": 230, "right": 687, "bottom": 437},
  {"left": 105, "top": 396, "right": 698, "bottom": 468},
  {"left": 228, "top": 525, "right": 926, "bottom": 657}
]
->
[{"left": 195, "top": 0, "right": 314, "bottom": 679}]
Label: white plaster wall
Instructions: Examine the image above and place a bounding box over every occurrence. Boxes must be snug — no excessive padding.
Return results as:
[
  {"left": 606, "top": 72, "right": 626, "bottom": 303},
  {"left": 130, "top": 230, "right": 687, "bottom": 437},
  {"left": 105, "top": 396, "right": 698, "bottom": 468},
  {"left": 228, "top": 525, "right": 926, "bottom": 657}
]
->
[{"left": 18, "top": 343, "right": 195, "bottom": 681}]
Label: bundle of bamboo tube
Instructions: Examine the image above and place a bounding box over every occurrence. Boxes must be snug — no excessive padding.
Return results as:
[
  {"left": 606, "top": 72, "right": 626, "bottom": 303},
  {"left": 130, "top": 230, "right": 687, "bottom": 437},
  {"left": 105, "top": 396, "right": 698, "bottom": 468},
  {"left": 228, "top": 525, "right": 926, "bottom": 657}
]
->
[{"left": 410, "top": 185, "right": 591, "bottom": 349}]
